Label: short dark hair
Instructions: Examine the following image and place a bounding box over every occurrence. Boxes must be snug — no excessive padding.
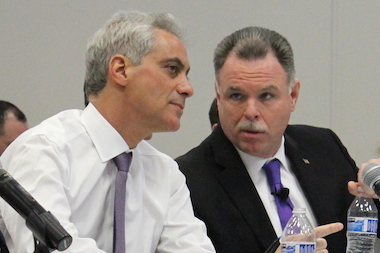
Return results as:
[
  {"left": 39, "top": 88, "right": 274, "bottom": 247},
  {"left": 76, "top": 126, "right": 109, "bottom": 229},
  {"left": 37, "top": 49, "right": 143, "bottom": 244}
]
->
[
  {"left": 208, "top": 98, "right": 219, "bottom": 127},
  {"left": 213, "top": 26, "right": 295, "bottom": 89},
  {"left": 0, "top": 101, "right": 27, "bottom": 135}
]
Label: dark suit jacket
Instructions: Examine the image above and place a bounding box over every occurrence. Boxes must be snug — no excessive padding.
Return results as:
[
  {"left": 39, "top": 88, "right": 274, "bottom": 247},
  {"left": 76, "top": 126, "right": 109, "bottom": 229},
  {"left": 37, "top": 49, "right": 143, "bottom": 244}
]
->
[{"left": 176, "top": 125, "right": 360, "bottom": 253}]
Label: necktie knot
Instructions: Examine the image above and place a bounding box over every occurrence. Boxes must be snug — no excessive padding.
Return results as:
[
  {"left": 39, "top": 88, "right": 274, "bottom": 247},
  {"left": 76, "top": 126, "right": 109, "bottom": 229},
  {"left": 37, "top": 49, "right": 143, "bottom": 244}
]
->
[{"left": 114, "top": 152, "right": 132, "bottom": 172}]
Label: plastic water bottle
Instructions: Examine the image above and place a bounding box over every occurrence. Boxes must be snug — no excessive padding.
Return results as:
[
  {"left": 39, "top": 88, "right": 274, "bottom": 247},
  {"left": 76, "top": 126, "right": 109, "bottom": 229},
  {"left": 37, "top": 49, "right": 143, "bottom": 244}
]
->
[
  {"left": 346, "top": 196, "right": 378, "bottom": 253},
  {"left": 281, "top": 207, "right": 316, "bottom": 253}
]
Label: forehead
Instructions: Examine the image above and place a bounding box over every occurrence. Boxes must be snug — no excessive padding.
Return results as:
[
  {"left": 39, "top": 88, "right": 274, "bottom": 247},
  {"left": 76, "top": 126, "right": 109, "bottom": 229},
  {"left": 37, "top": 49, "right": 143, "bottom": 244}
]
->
[
  {"left": 218, "top": 52, "right": 287, "bottom": 89},
  {"left": 147, "top": 29, "right": 190, "bottom": 69}
]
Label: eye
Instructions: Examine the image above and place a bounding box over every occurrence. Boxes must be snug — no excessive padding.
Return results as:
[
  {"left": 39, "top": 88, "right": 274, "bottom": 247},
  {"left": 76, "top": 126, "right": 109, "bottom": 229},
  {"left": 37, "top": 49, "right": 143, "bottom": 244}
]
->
[
  {"left": 259, "top": 92, "right": 274, "bottom": 100},
  {"left": 230, "top": 93, "right": 243, "bottom": 100},
  {"left": 167, "top": 65, "right": 179, "bottom": 75}
]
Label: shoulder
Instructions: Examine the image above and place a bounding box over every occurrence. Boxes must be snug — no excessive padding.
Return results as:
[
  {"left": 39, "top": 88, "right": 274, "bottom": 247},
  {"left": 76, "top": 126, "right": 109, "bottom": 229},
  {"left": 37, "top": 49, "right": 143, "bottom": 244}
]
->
[
  {"left": 285, "top": 124, "right": 337, "bottom": 143},
  {"left": 176, "top": 127, "right": 232, "bottom": 177},
  {"left": 176, "top": 133, "right": 214, "bottom": 166},
  {"left": 6, "top": 109, "right": 85, "bottom": 151},
  {"left": 136, "top": 140, "right": 178, "bottom": 168},
  {"left": 285, "top": 124, "right": 355, "bottom": 163},
  {"left": 286, "top": 124, "right": 333, "bottom": 135},
  {"left": 1, "top": 109, "right": 88, "bottom": 169}
]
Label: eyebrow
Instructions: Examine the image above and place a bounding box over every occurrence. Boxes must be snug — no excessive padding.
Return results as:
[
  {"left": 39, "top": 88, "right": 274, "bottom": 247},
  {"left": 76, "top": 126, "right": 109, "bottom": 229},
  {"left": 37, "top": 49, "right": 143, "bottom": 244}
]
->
[
  {"left": 225, "top": 84, "right": 279, "bottom": 93},
  {"left": 161, "top": 58, "right": 190, "bottom": 75},
  {"left": 225, "top": 85, "right": 243, "bottom": 92},
  {"left": 261, "top": 85, "right": 280, "bottom": 92}
]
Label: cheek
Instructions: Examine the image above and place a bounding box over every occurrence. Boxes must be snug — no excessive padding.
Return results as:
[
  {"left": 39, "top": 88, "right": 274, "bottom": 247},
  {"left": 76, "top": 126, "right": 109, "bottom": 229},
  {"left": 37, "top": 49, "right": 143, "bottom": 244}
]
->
[
  {"left": 219, "top": 104, "right": 242, "bottom": 126},
  {"left": 268, "top": 108, "right": 292, "bottom": 131}
]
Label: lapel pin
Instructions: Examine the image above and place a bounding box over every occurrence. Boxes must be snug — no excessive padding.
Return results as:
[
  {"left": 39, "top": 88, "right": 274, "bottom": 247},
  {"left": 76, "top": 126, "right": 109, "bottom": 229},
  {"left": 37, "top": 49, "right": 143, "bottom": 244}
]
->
[{"left": 302, "top": 159, "right": 310, "bottom": 164}]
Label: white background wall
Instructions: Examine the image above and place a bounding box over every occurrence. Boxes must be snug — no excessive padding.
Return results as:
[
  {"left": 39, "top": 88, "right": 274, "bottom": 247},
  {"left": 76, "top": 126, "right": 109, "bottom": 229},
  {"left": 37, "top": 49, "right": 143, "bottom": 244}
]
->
[{"left": 2, "top": 1, "right": 380, "bottom": 165}]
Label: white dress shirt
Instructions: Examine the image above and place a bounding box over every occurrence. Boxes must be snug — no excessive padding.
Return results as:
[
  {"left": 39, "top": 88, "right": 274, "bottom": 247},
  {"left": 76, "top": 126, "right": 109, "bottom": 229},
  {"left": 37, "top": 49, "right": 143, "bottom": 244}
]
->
[
  {"left": 237, "top": 137, "right": 318, "bottom": 237},
  {"left": 0, "top": 103, "right": 215, "bottom": 253}
]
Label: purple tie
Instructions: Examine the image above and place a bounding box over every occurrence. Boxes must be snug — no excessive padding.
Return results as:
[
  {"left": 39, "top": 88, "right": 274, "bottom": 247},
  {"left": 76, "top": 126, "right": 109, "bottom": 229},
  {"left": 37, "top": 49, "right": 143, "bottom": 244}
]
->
[
  {"left": 113, "top": 152, "right": 132, "bottom": 253},
  {"left": 262, "top": 159, "right": 294, "bottom": 229}
]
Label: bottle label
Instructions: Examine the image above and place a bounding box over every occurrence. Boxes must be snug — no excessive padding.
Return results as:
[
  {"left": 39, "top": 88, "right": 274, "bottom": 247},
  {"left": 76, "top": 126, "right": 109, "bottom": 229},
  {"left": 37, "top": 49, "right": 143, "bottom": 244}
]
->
[
  {"left": 281, "top": 242, "right": 316, "bottom": 253},
  {"left": 347, "top": 217, "right": 378, "bottom": 233}
]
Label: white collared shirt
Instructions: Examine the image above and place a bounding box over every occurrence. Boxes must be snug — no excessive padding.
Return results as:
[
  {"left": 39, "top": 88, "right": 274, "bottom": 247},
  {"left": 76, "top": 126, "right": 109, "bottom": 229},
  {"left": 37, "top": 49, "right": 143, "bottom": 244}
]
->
[
  {"left": 237, "top": 137, "right": 318, "bottom": 237},
  {"left": 0, "top": 103, "right": 215, "bottom": 253}
]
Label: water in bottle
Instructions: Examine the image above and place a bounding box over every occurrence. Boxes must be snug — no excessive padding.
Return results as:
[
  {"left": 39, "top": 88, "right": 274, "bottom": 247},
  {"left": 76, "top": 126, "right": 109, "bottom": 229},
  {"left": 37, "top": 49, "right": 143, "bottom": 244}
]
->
[
  {"left": 346, "top": 196, "right": 378, "bottom": 253},
  {"left": 281, "top": 207, "right": 316, "bottom": 253}
]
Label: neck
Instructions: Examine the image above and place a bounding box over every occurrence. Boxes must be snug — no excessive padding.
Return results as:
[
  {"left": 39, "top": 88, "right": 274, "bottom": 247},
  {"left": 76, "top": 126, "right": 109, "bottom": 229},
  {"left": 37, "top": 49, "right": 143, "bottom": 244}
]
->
[{"left": 90, "top": 98, "right": 150, "bottom": 149}]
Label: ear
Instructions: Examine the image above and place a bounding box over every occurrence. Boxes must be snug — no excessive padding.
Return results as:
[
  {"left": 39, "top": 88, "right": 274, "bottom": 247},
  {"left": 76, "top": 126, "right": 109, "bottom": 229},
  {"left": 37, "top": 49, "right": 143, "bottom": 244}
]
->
[
  {"left": 290, "top": 79, "right": 300, "bottom": 112},
  {"left": 108, "top": 54, "right": 131, "bottom": 87},
  {"left": 214, "top": 81, "right": 220, "bottom": 101}
]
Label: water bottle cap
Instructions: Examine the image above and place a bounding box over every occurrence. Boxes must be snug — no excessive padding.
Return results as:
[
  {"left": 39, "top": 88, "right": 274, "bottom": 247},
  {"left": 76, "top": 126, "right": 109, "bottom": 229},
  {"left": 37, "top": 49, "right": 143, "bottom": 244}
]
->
[{"left": 292, "top": 207, "right": 306, "bottom": 214}]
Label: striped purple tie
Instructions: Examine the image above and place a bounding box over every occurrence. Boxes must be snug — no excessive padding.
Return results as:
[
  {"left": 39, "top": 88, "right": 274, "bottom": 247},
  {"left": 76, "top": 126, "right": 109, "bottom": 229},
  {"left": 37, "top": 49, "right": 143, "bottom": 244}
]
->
[
  {"left": 262, "top": 159, "right": 294, "bottom": 229},
  {"left": 113, "top": 152, "right": 132, "bottom": 253}
]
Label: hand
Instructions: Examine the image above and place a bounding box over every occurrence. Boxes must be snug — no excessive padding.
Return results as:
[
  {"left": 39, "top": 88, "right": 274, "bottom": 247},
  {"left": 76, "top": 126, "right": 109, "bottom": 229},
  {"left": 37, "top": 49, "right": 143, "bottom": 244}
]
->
[
  {"left": 314, "top": 222, "right": 344, "bottom": 253},
  {"left": 274, "top": 222, "right": 343, "bottom": 253},
  {"left": 348, "top": 159, "right": 379, "bottom": 199}
]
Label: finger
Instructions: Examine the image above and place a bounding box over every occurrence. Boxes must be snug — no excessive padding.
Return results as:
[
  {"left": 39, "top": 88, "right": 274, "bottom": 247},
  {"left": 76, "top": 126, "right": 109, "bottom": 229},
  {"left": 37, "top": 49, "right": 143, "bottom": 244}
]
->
[
  {"left": 316, "top": 250, "right": 328, "bottom": 253},
  {"left": 316, "top": 238, "right": 327, "bottom": 250},
  {"left": 348, "top": 181, "right": 360, "bottom": 196},
  {"left": 348, "top": 181, "right": 378, "bottom": 198},
  {"left": 360, "top": 159, "right": 380, "bottom": 170},
  {"left": 315, "top": 222, "right": 344, "bottom": 238}
]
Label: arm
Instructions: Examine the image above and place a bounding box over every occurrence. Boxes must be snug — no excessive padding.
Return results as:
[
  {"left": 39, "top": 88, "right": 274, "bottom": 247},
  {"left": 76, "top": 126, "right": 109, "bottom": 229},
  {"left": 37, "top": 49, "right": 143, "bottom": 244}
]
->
[
  {"left": 156, "top": 165, "right": 215, "bottom": 253},
  {"left": 0, "top": 135, "right": 106, "bottom": 252}
]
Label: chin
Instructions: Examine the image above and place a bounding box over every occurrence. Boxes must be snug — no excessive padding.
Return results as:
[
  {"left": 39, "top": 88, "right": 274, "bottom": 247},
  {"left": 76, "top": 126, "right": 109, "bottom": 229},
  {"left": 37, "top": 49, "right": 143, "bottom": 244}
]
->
[
  {"left": 169, "top": 123, "right": 180, "bottom": 132},
  {"left": 238, "top": 143, "right": 264, "bottom": 157},
  {"left": 169, "top": 117, "right": 181, "bottom": 130},
  {"left": 161, "top": 120, "right": 181, "bottom": 133}
]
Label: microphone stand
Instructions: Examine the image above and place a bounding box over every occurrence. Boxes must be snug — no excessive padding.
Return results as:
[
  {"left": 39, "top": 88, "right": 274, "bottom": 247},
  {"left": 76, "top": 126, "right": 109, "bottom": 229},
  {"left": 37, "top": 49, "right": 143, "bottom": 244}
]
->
[{"left": 34, "top": 238, "right": 50, "bottom": 253}]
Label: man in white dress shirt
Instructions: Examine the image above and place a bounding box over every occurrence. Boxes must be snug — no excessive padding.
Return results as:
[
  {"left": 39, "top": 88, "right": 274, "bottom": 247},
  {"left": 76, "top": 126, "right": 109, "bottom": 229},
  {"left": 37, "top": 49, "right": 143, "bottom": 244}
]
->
[{"left": 0, "top": 10, "right": 215, "bottom": 253}]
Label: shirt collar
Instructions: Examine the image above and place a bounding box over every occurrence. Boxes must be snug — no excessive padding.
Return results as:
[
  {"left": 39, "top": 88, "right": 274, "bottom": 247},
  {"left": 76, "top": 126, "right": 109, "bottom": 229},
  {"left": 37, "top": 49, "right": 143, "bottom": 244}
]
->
[
  {"left": 237, "top": 136, "right": 289, "bottom": 177},
  {"left": 81, "top": 103, "right": 131, "bottom": 162}
]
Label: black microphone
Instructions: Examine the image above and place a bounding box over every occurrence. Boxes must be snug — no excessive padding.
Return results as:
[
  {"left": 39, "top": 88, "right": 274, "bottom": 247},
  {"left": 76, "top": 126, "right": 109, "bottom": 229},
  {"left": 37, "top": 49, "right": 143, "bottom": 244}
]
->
[
  {"left": 0, "top": 168, "right": 72, "bottom": 251},
  {"left": 272, "top": 188, "right": 290, "bottom": 201},
  {"left": 361, "top": 162, "right": 380, "bottom": 197}
]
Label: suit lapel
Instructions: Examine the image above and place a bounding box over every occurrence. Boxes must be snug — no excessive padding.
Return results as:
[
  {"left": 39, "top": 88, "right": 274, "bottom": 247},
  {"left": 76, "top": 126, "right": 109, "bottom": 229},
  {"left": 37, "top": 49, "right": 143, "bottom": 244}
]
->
[
  {"left": 284, "top": 132, "right": 325, "bottom": 224},
  {"left": 211, "top": 128, "right": 277, "bottom": 248}
]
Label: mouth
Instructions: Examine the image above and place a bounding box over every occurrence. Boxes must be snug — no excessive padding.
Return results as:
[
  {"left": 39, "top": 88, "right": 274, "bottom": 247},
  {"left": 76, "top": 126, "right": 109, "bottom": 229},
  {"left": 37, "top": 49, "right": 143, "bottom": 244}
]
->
[
  {"left": 241, "top": 130, "right": 264, "bottom": 135},
  {"left": 170, "top": 102, "right": 184, "bottom": 110},
  {"left": 239, "top": 128, "right": 266, "bottom": 139}
]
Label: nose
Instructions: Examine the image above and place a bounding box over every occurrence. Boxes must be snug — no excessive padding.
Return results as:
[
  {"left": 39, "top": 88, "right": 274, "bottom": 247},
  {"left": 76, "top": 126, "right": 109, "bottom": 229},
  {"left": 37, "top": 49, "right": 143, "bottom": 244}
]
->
[
  {"left": 178, "top": 77, "right": 194, "bottom": 98},
  {"left": 243, "top": 99, "right": 260, "bottom": 121}
]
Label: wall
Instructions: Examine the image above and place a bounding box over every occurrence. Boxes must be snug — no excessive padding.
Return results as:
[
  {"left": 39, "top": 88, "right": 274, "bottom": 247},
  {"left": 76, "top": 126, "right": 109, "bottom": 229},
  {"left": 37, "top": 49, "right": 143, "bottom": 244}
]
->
[{"left": 1, "top": 0, "right": 380, "bottom": 165}]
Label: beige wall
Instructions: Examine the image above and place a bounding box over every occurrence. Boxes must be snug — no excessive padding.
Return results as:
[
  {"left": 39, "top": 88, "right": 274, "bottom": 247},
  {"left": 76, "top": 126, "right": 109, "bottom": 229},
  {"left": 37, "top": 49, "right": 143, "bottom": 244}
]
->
[{"left": 2, "top": 0, "right": 380, "bottom": 165}]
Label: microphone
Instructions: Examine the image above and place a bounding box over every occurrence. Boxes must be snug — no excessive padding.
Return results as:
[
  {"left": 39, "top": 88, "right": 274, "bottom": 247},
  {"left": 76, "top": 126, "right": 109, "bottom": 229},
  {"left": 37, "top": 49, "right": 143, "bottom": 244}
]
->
[
  {"left": 0, "top": 168, "right": 72, "bottom": 251},
  {"left": 272, "top": 188, "right": 290, "bottom": 201},
  {"left": 362, "top": 162, "right": 380, "bottom": 197}
]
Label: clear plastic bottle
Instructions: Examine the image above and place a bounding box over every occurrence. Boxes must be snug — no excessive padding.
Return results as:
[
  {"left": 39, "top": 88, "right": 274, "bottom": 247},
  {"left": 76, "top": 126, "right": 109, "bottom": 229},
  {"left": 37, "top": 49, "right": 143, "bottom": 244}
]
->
[
  {"left": 281, "top": 207, "right": 316, "bottom": 253},
  {"left": 346, "top": 196, "right": 378, "bottom": 253}
]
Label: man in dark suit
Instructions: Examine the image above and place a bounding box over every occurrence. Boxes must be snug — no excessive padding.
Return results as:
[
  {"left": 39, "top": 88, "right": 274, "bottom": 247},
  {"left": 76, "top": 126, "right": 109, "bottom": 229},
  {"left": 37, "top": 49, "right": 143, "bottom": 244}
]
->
[{"left": 176, "top": 26, "right": 363, "bottom": 252}]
